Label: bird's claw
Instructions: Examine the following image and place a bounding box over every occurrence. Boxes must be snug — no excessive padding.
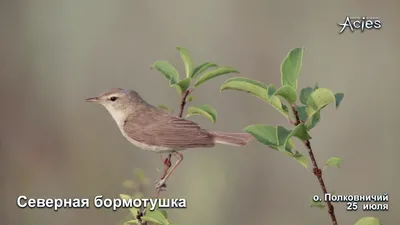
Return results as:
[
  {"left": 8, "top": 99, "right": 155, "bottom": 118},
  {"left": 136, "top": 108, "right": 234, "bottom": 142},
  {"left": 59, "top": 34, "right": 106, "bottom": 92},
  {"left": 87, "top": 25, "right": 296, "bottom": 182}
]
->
[{"left": 155, "top": 179, "right": 167, "bottom": 189}]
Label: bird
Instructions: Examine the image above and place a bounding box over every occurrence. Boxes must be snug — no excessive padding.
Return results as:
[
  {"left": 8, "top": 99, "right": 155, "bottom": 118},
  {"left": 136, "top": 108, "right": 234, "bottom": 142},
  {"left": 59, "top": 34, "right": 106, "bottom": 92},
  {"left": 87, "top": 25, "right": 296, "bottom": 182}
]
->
[{"left": 85, "top": 88, "right": 252, "bottom": 189}]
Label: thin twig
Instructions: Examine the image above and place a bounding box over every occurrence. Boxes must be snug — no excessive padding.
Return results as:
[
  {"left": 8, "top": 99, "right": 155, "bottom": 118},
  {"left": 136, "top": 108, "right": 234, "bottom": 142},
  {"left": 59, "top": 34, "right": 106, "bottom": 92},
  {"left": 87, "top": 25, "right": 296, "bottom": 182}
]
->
[
  {"left": 179, "top": 88, "right": 193, "bottom": 117},
  {"left": 136, "top": 179, "right": 147, "bottom": 225},
  {"left": 154, "top": 88, "right": 193, "bottom": 198},
  {"left": 291, "top": 104, "right": 338, "bottom": 225},
  {"left": 139, "top": 89, "right": 193, "bottom": 221},
  {"left": 136, "top": 209, "right": 146, "bottom": 225}
]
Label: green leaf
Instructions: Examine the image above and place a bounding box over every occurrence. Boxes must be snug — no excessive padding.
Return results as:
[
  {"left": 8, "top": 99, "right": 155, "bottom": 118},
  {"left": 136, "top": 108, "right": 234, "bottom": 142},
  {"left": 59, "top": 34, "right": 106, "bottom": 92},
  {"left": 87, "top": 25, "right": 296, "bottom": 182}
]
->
[
  {"left": 158, "top": 209, "right": 168, "bottom": 219},
  {"left": 266, "top": 84, "right": 290, "bottom": 118},
  {"left": 354, "top": 217, "right": 381, "bottom": 225},
  {"left": 268, "top": 95, "right": 289, "bottom": 119},
  {"left": 220, "top": 77, "right": 288, "bottom": 118},
  {"left": 306, "top": 88, "right": 336, "bottom": 118},
  {"left": 296, "top": 105, "right": 320, "bottom": 130},
  {"left": 278, "top": 124, "right": 311, "bottom": 152},
  {"left": 195, "top": 67, "right": 239, "bottom": 87},
  {"left": 300, "top": 87, "right": 313, "bottom": 105},
  {"left": 122, "top": 180, "right": 136, "bottom": 189},
  {"left": 289, "top": 123, "right": 312, "bottom": 141},
  {"left": 176, "top": 47, "right": 194, "bottom": 78},
  {"left": 310, "top": 198, "right": 326, "bottom": 209},
  {"left": 266, "top": 84, "right": 277, "bottom": 100},
  {"left": 186, "top": 105, "right": 217, "bottom": 123},
  {"left": 187, "top": 95, "right": 194, "bottom": 102},
  {"left": 281, "top": 47, "right": 304, "bottom": 90},
  {"left": 286, "top": 139, "right": 295, "bottom": 152},
  {"left": 141, "top": 216, "right": 162, "bottom": 225},
  {"left": 334, "top": 93, "right": 344, "bottom": 108},
  {"left": 274, "top": 85, "right": 297, "bottom": 104},
  {"left": 151, "top": 61, "right": 179, "bottom": 86},
  {"left": 123, "top": 219, "right": 139, "bottom": 225},
  {"left": 221, "top": 77, "right": 269, "bottom": 101},
  {"left": 305, "top": 111, "right": 320, "bottom": 130},
  {"left": 157, "top": 104, "right": 172, "bottom": 113},
  {"left": 191, "top": 62, "right": 218, "bottom": 79},
  {"left": 244, "top": 125, "right": 278, "bottom": 148},
  {"left": 296, "top": 105, "right": 308, "bottom": 121},
  {"left": 119, "top": 194, "right": 132, "bottom": 200},
  {"left": 277, "top": 126, "right": 291, "bottom": 147},
  {"left": 142, "top": 209, "right": 169, "bottom": 225},
  {"left": 119, "top": 194, "right": 138, "bottom": 216},
  {"left": 325, "top": 157, "right": 343, "bottom": 168},
  {"left": 288, "top": 108, "right": 297, "bottom": 124},
  {"left": 276, "top": 126, "right": 295, "bottom": 152},
  {"left": 244, "top": 125, "right": 295, "bottom": 152},
  {"left": 287, "top": 151, "right": 308, "bottom": 169},
  {"left": 173, "top": 77, "right": 191, "bottom": 95},
  {"left": 270, "top": 97, "right": 289, "bottom": 119}
]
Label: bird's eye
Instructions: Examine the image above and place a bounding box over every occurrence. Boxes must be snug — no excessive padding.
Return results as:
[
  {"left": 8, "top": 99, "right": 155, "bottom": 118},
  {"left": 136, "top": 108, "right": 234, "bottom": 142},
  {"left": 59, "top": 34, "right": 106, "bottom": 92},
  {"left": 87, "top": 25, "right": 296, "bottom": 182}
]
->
[{"left": 110, "top": 96, "right": 118, "bottom": 101}]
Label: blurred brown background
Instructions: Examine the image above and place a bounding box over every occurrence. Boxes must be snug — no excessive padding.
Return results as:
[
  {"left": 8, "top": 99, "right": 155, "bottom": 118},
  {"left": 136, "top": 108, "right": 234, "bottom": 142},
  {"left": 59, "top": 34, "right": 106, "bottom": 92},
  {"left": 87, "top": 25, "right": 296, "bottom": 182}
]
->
[{"left": 1, "top": 1, "right": 399, "bottom": 225}]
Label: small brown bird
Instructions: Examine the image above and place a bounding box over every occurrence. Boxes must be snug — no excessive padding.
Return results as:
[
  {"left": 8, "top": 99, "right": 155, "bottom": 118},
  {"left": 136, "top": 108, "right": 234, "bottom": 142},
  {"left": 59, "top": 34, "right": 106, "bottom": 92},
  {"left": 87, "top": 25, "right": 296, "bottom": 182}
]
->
[{"left": 85, "top": 88, "right": 252, "bottom": 188}]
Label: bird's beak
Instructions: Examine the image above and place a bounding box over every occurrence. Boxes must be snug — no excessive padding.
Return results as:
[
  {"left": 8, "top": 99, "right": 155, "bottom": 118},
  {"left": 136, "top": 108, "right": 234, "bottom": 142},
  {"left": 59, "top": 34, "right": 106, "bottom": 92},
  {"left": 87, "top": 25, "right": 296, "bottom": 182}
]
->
[{"left": 85, "top": 96, "right": 99, "bottom": 103}]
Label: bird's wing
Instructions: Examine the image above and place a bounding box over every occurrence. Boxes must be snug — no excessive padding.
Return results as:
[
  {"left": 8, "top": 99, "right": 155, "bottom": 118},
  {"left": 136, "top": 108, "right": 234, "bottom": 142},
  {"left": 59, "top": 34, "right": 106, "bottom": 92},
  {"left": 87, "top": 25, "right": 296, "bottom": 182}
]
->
[{"left": 123, "top": 107, "right": 215, "bottom": 149}]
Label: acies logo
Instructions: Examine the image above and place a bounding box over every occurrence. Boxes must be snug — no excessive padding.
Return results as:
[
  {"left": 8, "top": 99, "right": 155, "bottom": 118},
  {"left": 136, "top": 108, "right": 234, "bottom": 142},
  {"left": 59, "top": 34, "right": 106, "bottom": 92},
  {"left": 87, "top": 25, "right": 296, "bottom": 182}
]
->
[{"left": 337, "top": 16, "right": 382, "bottom": 34}]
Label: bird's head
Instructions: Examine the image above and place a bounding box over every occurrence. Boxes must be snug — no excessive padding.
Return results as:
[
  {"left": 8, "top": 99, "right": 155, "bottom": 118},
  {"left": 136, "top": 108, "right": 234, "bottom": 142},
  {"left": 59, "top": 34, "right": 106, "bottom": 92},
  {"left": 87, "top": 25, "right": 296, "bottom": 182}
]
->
[{"left": 86, "top": 88, "right": 143, "bottom": 125}]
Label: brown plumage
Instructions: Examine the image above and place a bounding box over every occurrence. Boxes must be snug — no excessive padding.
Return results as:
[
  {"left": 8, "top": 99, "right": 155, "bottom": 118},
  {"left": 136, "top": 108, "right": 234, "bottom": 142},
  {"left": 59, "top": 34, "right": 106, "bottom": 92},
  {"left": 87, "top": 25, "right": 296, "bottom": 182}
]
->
[
  {"left": 86, "top": 88, "right": 252, "bottom": 189},
  {"left": 86, "top": 88, "right": 252, "bottom": 153},
  {"left": 123, "top": 105, "right": 215, "bottom": 150},
  {"left": 122, "top": 103, "right": 252, "bottom": 151}
]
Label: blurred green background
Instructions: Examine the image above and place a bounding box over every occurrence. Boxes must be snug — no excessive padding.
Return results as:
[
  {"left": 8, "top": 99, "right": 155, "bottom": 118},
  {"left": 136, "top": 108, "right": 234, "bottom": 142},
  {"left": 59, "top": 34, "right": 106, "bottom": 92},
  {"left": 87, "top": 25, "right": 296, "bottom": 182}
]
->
[{"left": 1, "top": 1, "right": 399, "bottom": 225}]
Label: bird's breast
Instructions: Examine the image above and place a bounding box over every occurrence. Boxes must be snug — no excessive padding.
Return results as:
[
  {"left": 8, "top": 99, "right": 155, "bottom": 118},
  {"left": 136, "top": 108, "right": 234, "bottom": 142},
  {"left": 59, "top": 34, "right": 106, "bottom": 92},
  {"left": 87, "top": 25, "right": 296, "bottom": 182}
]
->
[{"left": 119, "top": 128, "right": 176, "bottom": 153}]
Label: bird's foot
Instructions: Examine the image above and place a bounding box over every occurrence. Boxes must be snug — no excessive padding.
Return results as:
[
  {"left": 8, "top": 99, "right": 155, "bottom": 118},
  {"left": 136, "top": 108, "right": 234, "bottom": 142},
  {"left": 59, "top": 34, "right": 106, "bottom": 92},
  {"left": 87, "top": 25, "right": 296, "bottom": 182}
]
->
[{"left": 155, "top": 179, "right": 167, "bottom": 189}]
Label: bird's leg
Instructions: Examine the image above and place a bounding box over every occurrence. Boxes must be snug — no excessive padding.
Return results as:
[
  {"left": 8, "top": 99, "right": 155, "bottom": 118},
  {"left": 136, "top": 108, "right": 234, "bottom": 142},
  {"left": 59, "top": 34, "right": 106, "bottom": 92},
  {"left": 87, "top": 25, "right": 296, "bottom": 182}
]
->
[
  {"left": 159, "top": 154, "right": 172, "bottom": 179},
  {"left": 154, "top": 154, "right": 173, "bottom": 198},
  {"left": 162, "top": 154, "right": 172, "bottom": 170},
  {"left": 155, "top": 151, "right": 183, "bottom": 190}
]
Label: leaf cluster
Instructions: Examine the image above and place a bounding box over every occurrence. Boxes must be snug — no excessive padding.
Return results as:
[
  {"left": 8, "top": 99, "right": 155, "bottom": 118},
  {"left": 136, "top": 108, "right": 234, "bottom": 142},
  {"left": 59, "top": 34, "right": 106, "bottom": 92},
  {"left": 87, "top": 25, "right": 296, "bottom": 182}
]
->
[
  {"left": 152, "top": 47, "right": 239, "bottom": 124},
  {"left": 219, "top": 47, "right": 378, "bottom": 225},
  {"left": 220, "top": 48, "right": 344, "bottom": 169},
  {"left": 119, "top": 169, "right": 177, "bottom": 225}
]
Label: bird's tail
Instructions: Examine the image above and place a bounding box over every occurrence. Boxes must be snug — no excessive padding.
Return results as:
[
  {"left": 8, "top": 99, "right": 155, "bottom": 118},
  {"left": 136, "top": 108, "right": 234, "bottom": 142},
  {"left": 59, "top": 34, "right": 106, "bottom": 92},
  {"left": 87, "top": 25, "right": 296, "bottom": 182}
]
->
[{"left": 210, "top": 131, "right": 253, "bottom": 147}]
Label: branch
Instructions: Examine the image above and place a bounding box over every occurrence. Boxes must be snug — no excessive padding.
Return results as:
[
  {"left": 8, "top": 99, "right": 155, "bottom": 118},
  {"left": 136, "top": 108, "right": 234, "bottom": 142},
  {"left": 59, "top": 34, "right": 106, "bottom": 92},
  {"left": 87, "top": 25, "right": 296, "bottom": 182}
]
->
[
  {"left": 179, "top": 88, "right": 192, "bottom": 117},
  {"left": 137, "top": 89, "right": 193, "bottom": 224},
  {"left": 136, "top": 177, "right": 147, "bottom": 225},
  {"left": 291, "top": 104, "right": 338, "bottom": 225},
  {"left": 155, "top": 88, "right": 193, "bottom": 198}
]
